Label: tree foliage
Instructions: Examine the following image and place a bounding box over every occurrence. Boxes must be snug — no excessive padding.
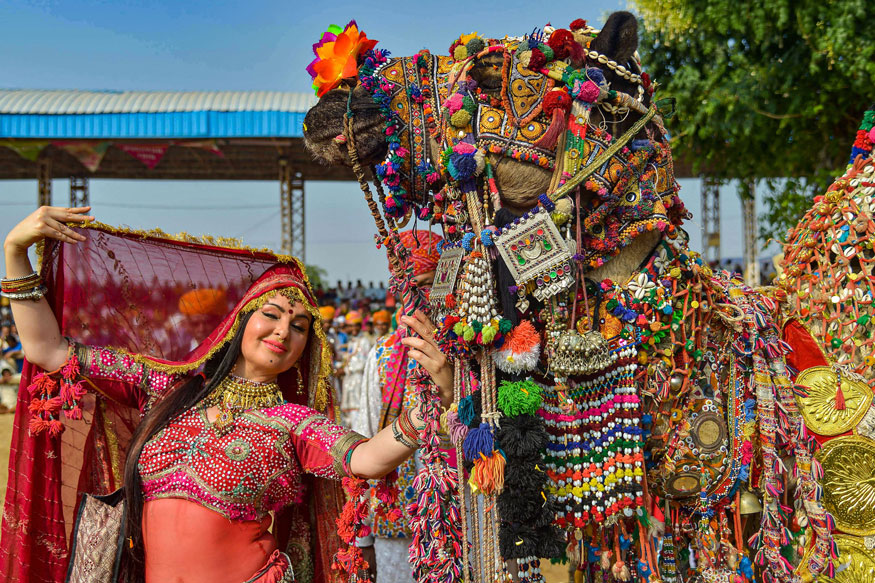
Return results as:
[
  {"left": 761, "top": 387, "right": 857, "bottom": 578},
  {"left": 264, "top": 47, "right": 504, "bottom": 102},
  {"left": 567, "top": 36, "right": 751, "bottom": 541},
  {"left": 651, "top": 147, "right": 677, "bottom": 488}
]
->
[
  {"left": 630, "top": 0, "right": 875, "bottom": 243},
  {"left": 305, "top": 264, "right": 328, "bottom": 291}
]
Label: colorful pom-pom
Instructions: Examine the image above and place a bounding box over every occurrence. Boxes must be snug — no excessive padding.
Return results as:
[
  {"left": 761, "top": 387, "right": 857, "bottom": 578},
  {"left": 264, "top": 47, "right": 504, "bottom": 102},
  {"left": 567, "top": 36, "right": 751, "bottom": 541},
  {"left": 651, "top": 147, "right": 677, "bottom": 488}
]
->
[
  {"left": 528, "top": 48, "right": 546, "bottom": 72},
  {"left": 463, "top": 422, "right": 494, "bottom": 461},
  {"left": 466, "top": 37, "right": 486, "bottom": 55},
  {"left": 497, "top": 379, "right": 543, "bottom": 417}
]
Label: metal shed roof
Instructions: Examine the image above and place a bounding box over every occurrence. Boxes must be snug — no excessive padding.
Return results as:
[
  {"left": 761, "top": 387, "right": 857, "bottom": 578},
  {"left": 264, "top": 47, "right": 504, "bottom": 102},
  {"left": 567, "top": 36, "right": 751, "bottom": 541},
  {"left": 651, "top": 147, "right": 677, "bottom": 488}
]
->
[
  {"left": 0, "top": 90, "right": 317, "bottom": 114},
  {"left": 0, "top": 90, "right": 318, "bottom": 139}
]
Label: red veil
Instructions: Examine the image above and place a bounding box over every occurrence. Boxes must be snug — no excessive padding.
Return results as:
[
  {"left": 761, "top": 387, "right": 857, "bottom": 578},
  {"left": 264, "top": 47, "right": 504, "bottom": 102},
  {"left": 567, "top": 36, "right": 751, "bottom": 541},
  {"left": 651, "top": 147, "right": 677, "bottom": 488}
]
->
[{"left": 0, "top": 224, "right": 345, "bottom": 583}]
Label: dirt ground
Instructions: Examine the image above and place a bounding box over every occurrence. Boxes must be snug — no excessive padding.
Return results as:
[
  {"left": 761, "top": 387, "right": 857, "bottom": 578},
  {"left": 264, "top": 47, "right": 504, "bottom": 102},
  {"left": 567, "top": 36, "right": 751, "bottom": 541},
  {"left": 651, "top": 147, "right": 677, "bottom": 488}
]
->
[{"left": 0, "top": 412, "right": 569, "bottom": 582}]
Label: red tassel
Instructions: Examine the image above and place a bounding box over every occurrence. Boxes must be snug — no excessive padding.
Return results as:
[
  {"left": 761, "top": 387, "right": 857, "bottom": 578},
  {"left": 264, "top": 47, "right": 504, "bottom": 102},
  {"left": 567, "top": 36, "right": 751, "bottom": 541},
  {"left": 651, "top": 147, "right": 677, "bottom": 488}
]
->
[
  {"left": 835, "top": 384, "right": 846, "bottom": 410},
  {"left": 534, "top": 108, "right": 568, "bottom": 150}
]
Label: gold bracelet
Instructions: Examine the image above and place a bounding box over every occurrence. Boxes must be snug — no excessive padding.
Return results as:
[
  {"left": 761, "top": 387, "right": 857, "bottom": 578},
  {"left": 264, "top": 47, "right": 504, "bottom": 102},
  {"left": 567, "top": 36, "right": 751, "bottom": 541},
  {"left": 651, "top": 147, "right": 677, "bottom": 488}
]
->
[{"left": 1, "top": 272, "right": 42, "bottom": 293}]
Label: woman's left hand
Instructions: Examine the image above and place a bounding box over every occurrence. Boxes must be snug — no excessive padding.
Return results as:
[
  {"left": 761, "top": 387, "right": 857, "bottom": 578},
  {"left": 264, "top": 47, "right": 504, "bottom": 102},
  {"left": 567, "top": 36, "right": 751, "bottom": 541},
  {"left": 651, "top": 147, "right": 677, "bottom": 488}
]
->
[{"left": 399, "top": 310, "right": 453, "bottom": 406}]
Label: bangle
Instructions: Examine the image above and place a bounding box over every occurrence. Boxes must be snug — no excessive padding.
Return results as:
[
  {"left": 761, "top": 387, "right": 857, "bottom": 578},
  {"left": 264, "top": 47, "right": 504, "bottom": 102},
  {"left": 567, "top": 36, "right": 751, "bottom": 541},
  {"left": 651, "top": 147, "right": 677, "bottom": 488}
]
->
[
  {"left": 1, "top": 272, "right": 42, "bottom": 293},
  {"left": 391, "top": 416, "right": 418, "bottom": 449},
  {"left": 1, "top": 271, "right": 39, "bottom": 283},
  {"left": 405, "top": 407, "right": 426, "bottom": 432},
  {"left": 397, "top": 408, "right": 423, "bottom": 445},
  {"left": 1, "top": 285, "right": 47, "bottom": 301}
]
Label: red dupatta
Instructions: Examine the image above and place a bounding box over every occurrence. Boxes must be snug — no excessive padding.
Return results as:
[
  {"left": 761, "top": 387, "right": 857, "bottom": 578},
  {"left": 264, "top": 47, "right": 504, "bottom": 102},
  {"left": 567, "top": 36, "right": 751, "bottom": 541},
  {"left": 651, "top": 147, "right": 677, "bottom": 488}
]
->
[{"left": 0, "top": 223, "right": 344, "bottom": 583}]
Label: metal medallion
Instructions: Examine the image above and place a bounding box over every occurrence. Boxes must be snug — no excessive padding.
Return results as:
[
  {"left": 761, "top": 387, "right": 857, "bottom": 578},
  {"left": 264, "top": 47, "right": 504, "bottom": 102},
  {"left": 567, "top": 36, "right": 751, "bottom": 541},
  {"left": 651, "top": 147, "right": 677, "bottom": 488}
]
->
[
  {"left": 798, "top": 534, "right": 875, "bottom": 583},
  {"left": 429, "top": 246, "right": 464, "bottom": 306},
  {"left": 795, "top": 366, "right": 873, "bottom": 436},
  {"left": 815, "top": 435, "right": 875, "bottom": 536},
  {"left": 495, "top": 207, "right": 573, "bottom": 301}
]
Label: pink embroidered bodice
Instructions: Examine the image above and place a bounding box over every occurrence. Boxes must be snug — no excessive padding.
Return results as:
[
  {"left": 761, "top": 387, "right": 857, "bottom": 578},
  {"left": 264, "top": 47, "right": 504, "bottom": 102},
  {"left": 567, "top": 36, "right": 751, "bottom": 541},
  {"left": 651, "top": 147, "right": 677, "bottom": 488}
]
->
[{"left": 75, "top": 344, "right": 364, "bottom": 521}]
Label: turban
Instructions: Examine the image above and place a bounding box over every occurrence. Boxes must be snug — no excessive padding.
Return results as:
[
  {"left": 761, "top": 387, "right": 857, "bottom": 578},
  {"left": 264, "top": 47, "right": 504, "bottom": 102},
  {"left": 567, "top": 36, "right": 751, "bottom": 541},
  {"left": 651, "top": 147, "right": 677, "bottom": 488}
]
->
[
  {"left": 372, "top": 309, "right": 392, "bottom": 324},
  {"left": 345, "top": 310, "right": 363, "bottom": 325},
  {"left": 178, "top": 288, "right": 228, "bottom": 316},
  {"left": 398, "top": 229, "right": 443, "bottom": 276},
  {"left": 319, "top": 305, "right": 336, "bottom": 321}
]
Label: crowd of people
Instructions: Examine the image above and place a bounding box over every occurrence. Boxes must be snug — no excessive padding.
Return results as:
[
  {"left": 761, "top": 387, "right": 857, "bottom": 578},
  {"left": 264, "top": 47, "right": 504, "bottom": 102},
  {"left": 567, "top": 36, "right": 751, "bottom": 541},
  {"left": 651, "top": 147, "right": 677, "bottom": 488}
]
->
[{"left": 0, "top": 298, "right": 22, "bottom": 412}]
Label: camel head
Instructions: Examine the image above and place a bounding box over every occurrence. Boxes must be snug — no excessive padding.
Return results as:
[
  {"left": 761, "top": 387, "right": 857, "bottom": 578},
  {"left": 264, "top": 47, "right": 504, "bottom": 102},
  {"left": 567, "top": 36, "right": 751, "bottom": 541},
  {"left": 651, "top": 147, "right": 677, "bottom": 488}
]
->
[{"left": 304, "top": 12, "right": 685, "bottom": 268}]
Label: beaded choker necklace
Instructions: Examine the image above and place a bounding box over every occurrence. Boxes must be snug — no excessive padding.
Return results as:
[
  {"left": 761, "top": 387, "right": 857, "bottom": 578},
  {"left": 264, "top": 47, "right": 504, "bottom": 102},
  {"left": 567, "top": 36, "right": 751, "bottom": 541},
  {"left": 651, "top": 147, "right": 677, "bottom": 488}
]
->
[{"left": 205, "top": 374, "right": 284, "bottom": 432}]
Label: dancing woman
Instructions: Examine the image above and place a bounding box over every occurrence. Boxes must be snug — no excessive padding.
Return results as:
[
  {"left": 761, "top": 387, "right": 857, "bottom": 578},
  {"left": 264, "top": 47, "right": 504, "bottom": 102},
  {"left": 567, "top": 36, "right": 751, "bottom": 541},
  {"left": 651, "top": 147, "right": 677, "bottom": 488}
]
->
[{"left": 1, "top": 206, "right": 452, "bottom": 583}]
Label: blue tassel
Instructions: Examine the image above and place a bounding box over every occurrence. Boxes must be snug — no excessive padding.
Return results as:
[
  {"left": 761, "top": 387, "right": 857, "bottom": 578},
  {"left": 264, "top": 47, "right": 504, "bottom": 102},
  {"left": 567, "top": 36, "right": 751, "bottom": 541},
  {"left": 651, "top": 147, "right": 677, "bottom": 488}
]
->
[
  {"left": 463, "top": 423, "right": 494, "bottom": 461},
  {"left": 461, "top": 232, "right": 476, "bottom": 252},
  {"left": 458, "top": 394, "right": 477, "bottom": 426},
  {"left": 739, "top": 556, "right": 753, "bottom": 578}
]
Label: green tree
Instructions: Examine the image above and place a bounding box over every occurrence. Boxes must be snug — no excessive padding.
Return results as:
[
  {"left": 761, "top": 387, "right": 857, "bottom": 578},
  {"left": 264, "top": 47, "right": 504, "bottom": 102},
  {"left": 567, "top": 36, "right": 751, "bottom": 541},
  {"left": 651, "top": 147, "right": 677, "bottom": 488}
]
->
[
  {"left": 630, "top": 0, "right": 875, "bottom": 243},
  {"left": 305, "top": 264, "right": 328, "bottom": 291}
]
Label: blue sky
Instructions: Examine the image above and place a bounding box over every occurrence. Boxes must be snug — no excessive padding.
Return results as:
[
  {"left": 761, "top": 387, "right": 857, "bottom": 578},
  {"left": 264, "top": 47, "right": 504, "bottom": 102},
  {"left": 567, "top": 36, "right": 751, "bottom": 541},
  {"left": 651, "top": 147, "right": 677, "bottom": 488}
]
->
[{"left": 0, "top": 0, "right": 766, "bottom": 283}]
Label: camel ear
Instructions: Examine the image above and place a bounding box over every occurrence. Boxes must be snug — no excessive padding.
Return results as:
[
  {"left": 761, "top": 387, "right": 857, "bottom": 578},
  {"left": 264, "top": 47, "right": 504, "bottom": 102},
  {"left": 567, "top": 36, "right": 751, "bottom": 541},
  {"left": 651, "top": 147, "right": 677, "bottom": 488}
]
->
[{"left": 589, "top": 11, "right": 638, "bottom": 64}]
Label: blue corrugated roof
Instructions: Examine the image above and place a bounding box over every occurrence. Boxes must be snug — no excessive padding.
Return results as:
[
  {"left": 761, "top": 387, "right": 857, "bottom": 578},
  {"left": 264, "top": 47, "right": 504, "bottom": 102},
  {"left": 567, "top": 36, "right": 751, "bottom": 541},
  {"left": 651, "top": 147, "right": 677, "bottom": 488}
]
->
[{"left": 0, "top": 90, "right": 317, "bottom": 139}]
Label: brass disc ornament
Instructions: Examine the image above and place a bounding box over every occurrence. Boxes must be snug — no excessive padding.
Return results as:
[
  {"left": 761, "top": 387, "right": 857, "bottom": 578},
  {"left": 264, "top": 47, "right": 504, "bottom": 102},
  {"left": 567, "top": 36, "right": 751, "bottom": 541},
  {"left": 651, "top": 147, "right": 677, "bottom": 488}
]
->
[
  {"left": 815, "top": 435, "right": 875, "bottom": 536},
  {"left": 797, "top": 534, "right": 875, "bottom": 583},
  {"left": 795, "top": 366, "right": 873, "bottom": 436}
]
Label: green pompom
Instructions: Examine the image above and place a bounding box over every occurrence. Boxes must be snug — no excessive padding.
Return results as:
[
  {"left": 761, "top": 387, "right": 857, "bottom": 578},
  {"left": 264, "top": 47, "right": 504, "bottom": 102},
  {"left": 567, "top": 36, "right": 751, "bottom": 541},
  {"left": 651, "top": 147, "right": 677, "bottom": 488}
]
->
[
  {"left": 450, "top": 109, "right": 472, "bottom": 128},
  {"left": 539, "top": 45, "right": 555, "bottom": 61},
  {"left": 471, "top": 320, "right": 483, "bottom": 333},
  {"left": 465, "top": 37, "right": 486, "bottom": 55},
  {"left": 462, "top": 326, "right": 476, "bottom": 342},
  {"left": 481, "top": 325, "right": 497, "bottom": 343},
  {"left": 462, "top": 96, "right": 478, "bottom": 115},
  {"left": 497, "top": 379, "right": 542, "bottom": 417},
  {"left": 498, "top": 319, "right": 513, "bottom": 334},
  {"left": 453, "top": 45, "right": 468, "bottom": 61},
  {"left": 453, "top": 322, "right": 466, "bottom": 336},
  {"left": 440, "top": 146, "right": 453, "bottom": 168}
]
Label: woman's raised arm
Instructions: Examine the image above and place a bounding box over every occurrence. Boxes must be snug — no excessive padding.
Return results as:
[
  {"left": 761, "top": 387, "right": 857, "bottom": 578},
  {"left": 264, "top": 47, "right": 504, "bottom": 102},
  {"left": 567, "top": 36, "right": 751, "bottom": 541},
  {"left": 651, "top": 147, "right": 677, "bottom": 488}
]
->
[
  {"left": 3, "top": 206, "right": 94, "bottom": 371},
  {"left": 349, "top": 310, "right": 454, "bottom": 478}
]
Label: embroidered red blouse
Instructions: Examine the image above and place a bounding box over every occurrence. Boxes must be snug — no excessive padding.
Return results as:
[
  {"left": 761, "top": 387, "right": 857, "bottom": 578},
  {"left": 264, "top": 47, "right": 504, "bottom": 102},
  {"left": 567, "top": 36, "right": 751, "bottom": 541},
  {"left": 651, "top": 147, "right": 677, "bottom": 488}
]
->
[{"left": 75, "top": 344, "right": 366, "bottom": 521}]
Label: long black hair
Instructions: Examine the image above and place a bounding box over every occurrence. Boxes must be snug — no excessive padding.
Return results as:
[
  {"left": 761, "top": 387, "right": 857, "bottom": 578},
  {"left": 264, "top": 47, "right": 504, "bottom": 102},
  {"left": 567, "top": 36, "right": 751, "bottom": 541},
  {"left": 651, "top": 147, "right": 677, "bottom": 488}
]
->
[{"left": 120, "top": 311, "right": 253, "bottom": 582}]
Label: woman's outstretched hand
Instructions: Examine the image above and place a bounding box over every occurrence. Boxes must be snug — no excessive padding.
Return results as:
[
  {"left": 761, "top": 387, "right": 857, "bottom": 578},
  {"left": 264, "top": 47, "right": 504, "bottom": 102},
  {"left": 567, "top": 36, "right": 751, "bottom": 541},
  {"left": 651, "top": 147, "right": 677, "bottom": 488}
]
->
[
  {"left": 4, "top": 206, "right": 93, "bottom": 252},
  {"left": 399, "top": 310, "right": 453, "bottom": 407}
]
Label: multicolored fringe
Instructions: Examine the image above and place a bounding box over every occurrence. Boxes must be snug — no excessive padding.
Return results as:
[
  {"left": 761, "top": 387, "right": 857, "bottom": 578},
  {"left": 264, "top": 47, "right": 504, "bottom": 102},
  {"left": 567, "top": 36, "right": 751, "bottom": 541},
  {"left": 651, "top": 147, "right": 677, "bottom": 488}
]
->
[
  {"left": 407, "top": 368, "right": 465, "bottom": 583},
  {"left": 738, "top": 291, "right": 836, "bottom": 582}
]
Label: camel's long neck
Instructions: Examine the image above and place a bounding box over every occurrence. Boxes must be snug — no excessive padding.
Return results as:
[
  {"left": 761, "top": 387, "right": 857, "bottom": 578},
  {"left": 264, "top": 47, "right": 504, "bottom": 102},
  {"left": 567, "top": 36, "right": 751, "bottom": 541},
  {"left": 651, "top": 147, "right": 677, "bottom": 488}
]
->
[{"left": 585, "top": 229, "right": 662, "bottom": 285}]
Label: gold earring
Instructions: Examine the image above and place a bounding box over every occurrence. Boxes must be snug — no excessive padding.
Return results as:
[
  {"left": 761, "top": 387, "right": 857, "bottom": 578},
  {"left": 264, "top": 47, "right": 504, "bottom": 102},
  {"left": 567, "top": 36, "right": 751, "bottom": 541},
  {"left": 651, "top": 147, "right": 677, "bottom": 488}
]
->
[{"left": 296, "top": 368, "right": 305, "bottom": 395}]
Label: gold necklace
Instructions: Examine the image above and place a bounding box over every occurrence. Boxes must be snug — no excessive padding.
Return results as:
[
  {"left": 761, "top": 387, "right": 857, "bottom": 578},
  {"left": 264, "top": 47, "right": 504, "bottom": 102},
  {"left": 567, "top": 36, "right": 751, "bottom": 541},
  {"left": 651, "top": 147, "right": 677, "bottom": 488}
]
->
[{"left": 205, "top": 374, "right": 284, "bottom": 432}]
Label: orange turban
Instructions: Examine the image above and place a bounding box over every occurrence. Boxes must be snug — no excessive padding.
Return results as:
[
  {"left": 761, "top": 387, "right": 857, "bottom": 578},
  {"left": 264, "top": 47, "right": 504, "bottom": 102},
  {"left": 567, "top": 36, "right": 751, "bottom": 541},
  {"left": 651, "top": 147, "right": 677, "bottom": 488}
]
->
[
  {"left": 345, "top": 310, "right": 363, "bottom": 325},
  {"left": 178, "top": 288, "right": 228, "bottom": 317},
  {"left": 319, "top": 305, "right": 336, "bottom": 321},
  {"left": 398, "top": 229, "right": 443, "bottom": 276},
  {"left": 372, "top": 309, "right": 391, "bottom": 324}
]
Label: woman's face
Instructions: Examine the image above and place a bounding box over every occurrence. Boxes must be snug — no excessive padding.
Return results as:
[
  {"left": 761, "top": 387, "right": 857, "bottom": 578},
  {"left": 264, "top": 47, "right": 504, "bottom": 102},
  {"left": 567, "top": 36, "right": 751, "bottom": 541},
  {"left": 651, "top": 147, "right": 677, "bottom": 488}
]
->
[{"left": 235, "top": 293, "right": 312, "bottom": 382}]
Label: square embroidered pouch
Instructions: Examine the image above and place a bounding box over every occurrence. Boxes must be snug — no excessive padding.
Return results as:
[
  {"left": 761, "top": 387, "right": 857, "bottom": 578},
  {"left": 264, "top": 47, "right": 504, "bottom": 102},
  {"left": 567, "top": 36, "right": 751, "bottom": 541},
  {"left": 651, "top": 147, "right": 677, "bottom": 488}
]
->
[{"left": 65, "top": 488, "right": 126, "bottom": 583}]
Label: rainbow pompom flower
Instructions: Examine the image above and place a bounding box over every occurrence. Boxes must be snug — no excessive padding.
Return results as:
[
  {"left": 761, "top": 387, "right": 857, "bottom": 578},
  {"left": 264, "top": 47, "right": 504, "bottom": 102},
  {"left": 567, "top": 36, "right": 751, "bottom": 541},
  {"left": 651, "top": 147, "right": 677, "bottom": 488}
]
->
[{"left": 306, "top": 21, "right": 378, "bottom": 97}]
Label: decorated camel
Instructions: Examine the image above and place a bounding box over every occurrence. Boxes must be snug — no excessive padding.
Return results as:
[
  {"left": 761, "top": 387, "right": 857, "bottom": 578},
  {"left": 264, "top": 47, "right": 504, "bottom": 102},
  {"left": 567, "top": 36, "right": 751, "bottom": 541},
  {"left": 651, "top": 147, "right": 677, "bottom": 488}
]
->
[{"left": 303, "top": 12, "right": 868, "bottom": 583}]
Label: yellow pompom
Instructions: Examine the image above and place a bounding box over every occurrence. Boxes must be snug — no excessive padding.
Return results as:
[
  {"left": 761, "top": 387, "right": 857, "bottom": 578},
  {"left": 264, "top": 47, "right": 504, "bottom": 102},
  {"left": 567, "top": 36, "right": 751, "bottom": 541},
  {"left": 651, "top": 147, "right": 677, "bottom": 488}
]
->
[
  {"left": 453, "top": 45, "right": 468, "bottom": 60},
  {"left": 450, "top": 109, "right": 472, "bottom": 128}
]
